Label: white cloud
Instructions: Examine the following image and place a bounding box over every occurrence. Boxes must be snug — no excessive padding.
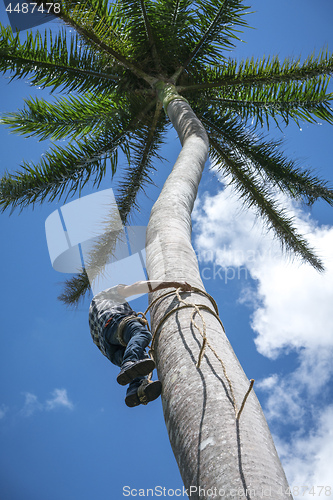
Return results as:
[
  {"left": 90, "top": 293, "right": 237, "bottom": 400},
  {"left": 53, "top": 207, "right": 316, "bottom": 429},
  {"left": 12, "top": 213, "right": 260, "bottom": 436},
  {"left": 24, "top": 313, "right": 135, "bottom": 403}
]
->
[
  {"left": 250, "top": 225, "right": 333, "bottom": 358},
  {"left": 45, "top": 389, "right": 74, "bottom": 411},
  {"left": 0, "top": 404, "right": 9, "bottom": 419},
  {"left": 254, "top": 347, "right": 333, "bottom": 425},
  {"left": 20, "top": 392, "right": 43, "bottom": 417},
  {"left": 256, "top": 373, "right": 306, "bottom": 424},
  {"left": 275, "top": 405, "right": 333, "bottom": 496},
  {"left": 255, "top": 374, "right": 278, "bottom": 391},
  {"left": 19, "top": 388, "right": 74, "bottom": 417}
]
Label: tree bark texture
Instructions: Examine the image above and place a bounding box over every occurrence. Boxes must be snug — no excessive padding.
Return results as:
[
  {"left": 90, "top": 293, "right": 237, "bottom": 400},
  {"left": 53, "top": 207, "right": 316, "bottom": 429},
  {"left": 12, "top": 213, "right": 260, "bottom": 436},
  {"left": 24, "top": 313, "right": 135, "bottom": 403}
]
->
[{"left": 146, "top": 99, "right": 292, "bottom": 500}]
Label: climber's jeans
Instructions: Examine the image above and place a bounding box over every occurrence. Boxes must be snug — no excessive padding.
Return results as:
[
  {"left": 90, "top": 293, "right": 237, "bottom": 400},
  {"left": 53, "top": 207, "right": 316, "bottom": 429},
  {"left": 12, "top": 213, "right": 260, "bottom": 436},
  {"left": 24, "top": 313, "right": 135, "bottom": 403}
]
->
[
  {"left": 103, "top": 313, "right": 152, "bottom": 394},
  {"left": 103, "top": 313, "right": 152, "bottom": 367}
]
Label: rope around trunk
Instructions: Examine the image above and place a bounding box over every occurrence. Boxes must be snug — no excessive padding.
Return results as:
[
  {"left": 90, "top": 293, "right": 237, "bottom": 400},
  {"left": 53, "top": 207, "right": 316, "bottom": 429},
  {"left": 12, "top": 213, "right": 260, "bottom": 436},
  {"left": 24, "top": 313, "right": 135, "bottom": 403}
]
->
[{"left": 136, "top": 286, "right": 254, "bottom": 420}]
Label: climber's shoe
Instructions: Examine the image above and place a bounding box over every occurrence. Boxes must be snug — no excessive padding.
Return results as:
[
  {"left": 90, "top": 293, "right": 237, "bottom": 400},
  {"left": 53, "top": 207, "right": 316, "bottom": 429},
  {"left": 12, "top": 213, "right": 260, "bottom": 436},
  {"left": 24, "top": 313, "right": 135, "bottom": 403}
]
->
[
  {"left": 125, "top": 379, "right": 162, "bottom": 407},
  {"left": 116, "top": 358, "right": 155, "bottom": 386}
]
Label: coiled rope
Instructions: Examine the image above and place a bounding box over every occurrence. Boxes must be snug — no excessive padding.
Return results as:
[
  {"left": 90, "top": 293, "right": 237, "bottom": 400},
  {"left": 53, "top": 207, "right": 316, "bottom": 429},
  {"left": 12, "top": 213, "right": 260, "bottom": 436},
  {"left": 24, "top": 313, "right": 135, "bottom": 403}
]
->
[{"left": 137, "top": 286, "right": 254, "bottom": 420}]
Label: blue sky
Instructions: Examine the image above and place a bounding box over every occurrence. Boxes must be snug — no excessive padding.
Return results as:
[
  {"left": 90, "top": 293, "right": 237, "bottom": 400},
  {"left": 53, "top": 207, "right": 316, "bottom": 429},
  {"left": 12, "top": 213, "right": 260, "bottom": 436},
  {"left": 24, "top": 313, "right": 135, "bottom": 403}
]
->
[{"left": 1, "top": 1, "right": 333, "bottom": 499}]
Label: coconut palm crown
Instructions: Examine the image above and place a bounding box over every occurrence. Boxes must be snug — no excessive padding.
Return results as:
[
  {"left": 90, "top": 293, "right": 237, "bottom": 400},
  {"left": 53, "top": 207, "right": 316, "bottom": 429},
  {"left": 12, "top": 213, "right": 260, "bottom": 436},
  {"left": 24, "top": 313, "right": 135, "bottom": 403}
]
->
[{"left": 1, "top": 0, "right": 333, "bottom": 304}]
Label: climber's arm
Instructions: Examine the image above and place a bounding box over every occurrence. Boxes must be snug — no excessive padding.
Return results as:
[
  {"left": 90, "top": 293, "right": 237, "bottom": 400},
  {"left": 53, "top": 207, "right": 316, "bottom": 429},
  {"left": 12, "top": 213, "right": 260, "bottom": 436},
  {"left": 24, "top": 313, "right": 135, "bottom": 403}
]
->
[{"left": 117, "top": 280, "right": 191, "bottom": 298}]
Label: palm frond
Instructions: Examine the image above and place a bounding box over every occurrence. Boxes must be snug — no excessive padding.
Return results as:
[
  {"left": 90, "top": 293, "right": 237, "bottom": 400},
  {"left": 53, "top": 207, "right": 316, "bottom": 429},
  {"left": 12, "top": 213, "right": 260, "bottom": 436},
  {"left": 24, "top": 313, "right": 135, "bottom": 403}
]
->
[
  {"left": 59, "top": 102, "right": 166, "bottom": 306},
  {"left": 181, "top": 0, "right": 249, "bottom": 69},
  {"left": 33, "top": 0, "right": 129, "bottom": 55},
  {"left": 0, "top": 24, "right": 122, "bottom": 94},
  {"left": 58, "top": 269, "right": 91, "bottom": 308},
  {"left": 153, "top": 0, "right": 197, "bottom": 71},
  {"left": 0, "top": 133, "right": 119, "bottom": 212},
  {"left": 178, "top": 51, "right": 333, "bottom": 91},
  {"left": 202, "top": 76, "right": 333, "bottom": 127},
  {"left": 41, "top": 0, "right": 156, "bottom": 84},
  {"left": 118, "top": 0, "right": 161, "bottom": 71},
  {"left": 209, "top": 136, "right": 324, "bottom": 271},
  {"left": 0, "top": 92, "right": 129, "bottom": 141},
  {"left": 200, "top": 112, "right": 333, "bottom": 206},
  {"left": 0, "top": 93, "right": 162, "bottom": 213}
]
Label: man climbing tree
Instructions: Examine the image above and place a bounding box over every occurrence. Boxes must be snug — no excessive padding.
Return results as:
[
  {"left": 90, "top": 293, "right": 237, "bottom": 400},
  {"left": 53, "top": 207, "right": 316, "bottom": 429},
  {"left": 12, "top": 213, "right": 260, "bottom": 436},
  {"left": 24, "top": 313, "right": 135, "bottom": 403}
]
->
[
  {"left": 1, "top": 0, "right": 333, "bottom": 497},
  {"left": 89, "top": 279, "right": 191, "bottom": 406}
]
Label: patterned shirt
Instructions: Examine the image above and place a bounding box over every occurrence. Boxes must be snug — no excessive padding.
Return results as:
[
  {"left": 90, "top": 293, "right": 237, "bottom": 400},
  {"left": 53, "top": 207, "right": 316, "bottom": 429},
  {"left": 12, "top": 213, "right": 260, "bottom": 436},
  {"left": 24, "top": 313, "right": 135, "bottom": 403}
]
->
[{"left": 89, "top": 286, "right": 134, "bottom": 356}]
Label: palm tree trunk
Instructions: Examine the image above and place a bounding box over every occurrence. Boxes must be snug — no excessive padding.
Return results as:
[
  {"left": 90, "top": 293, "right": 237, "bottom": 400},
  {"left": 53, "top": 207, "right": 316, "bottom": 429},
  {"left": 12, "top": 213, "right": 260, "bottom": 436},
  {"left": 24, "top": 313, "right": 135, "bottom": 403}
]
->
[{"left": 146, "top": 98, "right": 293, "bottom": 500}]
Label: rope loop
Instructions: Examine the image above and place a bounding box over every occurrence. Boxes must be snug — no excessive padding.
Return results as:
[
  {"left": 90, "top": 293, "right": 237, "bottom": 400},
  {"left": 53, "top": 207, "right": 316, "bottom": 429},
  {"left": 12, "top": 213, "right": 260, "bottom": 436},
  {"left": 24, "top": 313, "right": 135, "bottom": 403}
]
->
[
  {"left": 138, "top": 285, "right": 254, "bottom": 419},
  {"left": 136, "top": 312, "right": 150, "bottom": 328}
]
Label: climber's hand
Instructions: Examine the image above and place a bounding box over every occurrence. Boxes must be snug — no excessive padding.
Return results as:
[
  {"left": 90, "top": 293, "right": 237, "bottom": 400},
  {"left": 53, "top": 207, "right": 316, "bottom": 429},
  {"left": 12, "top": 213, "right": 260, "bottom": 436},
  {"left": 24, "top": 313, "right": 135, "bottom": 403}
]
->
[{"left": 180, "top": 282, "right": 192, "bottom": 292}]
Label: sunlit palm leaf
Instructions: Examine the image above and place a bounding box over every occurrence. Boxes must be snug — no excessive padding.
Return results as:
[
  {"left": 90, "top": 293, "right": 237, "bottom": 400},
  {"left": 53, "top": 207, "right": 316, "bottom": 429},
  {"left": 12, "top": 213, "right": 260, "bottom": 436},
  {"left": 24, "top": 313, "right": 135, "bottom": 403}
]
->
[
  {"left": 182, "top": 0, "right": 249, "bottom": 68},
  {"left": 201, "top": 111, "right": 333, "bottom": 205},
  {"left": 209, "top": 136, "right": 324, "bottom": 271},
  {"left": 1, "top": 92, "right": 132, "bottom": 141},
  {"left": 179, "top": 51, "right": 333, "bottom": 91},
  {"left": 200, "top": 77, "right": 333, "bottom": 127},
  {"left": 0, "top": 25, "right": 122, "bottom": 93},
  {"left": 0, "top": 133, "right": 118, "bottom": 211},
  {"left": 155, "top": 0, "right": 196, "bottom": 67}
]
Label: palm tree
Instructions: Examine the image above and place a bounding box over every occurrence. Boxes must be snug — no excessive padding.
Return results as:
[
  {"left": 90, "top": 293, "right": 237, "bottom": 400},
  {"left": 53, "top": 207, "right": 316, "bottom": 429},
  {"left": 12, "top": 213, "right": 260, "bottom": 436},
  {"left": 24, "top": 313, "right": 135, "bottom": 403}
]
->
[{"left": 1, "top": 0, "right": 333, "bottom": 497}]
